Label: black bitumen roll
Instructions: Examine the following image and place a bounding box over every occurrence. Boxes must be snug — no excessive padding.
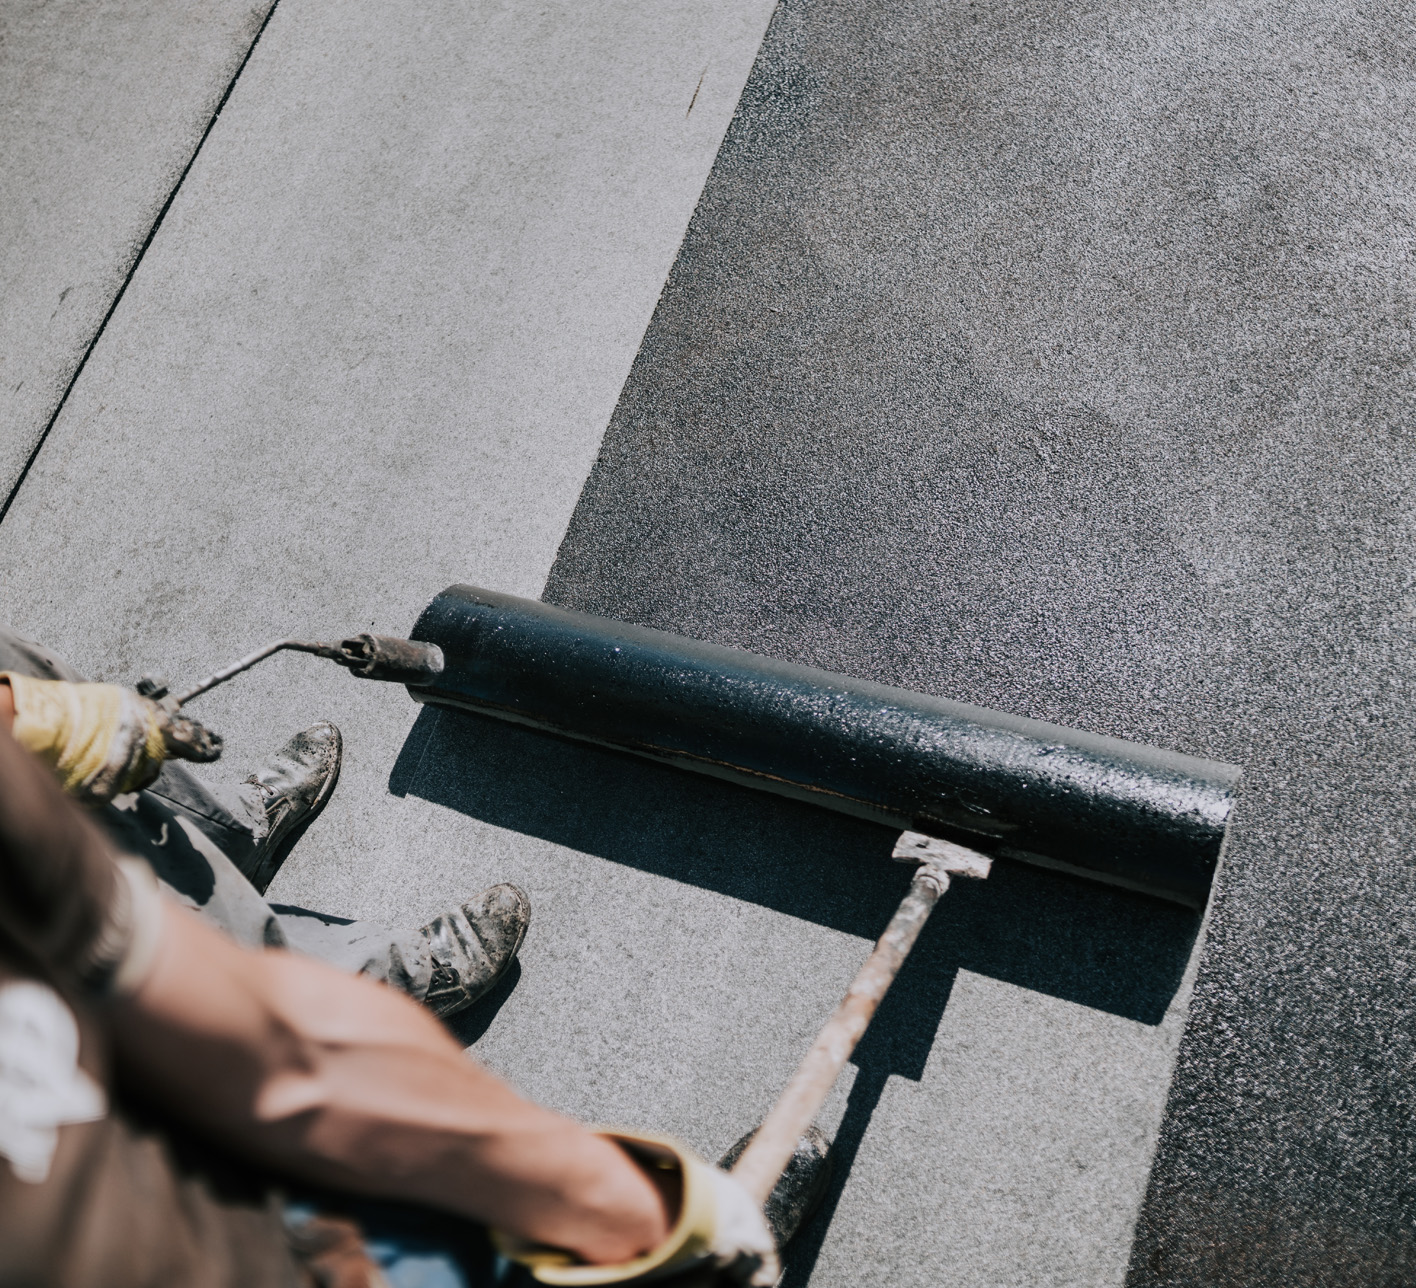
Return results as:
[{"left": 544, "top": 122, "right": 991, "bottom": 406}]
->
[{"left": 410, "top": 585, "right": 1239, "bottom": 907}]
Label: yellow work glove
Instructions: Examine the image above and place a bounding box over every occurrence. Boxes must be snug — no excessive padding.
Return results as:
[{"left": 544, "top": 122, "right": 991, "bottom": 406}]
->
[
  {"left": 493, "top": 1131, "right": 778, "bottom": 1287},
  {"left": 3, "top": 673, "right": 222, "bottom": 806}
]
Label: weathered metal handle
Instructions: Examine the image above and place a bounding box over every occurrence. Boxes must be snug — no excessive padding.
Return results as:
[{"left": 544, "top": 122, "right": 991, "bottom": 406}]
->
[
  {"left": 334, "top": 632, "right": 445, "bottom": 685},
  {"left": 165, "top": 633, "right": 444, "bottom": 707},
  {"left": 730, "top": 832, "right": 992, "bottom": 1208},
  {"left": 729, "top": 864, "right": 949, "bottom": 1205}
]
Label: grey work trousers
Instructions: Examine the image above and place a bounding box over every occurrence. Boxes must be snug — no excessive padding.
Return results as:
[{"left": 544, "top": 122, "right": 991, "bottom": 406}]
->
[{"left": 0, "top": 627, "right": 433, "bottom": 1001}]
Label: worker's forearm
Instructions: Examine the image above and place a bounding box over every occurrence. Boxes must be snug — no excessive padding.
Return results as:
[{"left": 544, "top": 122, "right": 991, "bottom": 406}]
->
[
  {"left": 0, "top": 679, "right": 13, "bottom": 731},
  {"left": 113, "top": 905, "right": 670, "bottom": 1263}
]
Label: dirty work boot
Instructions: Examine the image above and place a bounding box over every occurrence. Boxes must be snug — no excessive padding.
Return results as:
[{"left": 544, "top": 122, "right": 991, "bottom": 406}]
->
[
  {"left": 419, "top": 883, "right": 530, "bottom": 1019},
  {"left": 719, "top": 1124, "right": 833, "bottom": 1252},
  {"left": 235, "top": 723, "right": 343, "bottom": 895}
]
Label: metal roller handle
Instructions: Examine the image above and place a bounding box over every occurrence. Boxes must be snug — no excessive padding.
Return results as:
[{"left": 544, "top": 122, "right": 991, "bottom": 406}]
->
[
  {"left": 162, "top": 633, "right": 445, "bottom": 708},
  {"left": 730, "top": 833, "right": 991, "bottom": 1206},
  {"left": 729, "top": 866, "right": 949, "bottom": 1204}
]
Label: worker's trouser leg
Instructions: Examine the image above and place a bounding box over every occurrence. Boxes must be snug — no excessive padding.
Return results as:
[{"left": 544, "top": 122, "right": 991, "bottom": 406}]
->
[
  {"left": 284, "top": 1195, "right": 507, "bottom": 1288},
  {"left": 0, "top": 625, "right": 434, "bottom": 1000}
]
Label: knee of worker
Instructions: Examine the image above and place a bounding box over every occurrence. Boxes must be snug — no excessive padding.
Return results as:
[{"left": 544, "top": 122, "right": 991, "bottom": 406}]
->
[
  {"left": 99, "top": 796, "right": 290, "bottom": 951},
  {"left": 144, "top": 762, "right": 259, "bottom": 858},
  {"left": 0, "top": 624, "right": 87, "bottom": 682}
]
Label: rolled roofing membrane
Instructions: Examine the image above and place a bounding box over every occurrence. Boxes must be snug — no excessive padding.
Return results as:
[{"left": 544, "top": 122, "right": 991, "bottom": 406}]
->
[{"left": 412, "top": 585, "right": 1240, "bottom": 907}]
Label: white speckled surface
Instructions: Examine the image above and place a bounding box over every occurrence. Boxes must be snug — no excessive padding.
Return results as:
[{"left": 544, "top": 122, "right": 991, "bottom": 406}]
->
[{"left": 0, "top": 0, "right": 275, "bottom": 498}]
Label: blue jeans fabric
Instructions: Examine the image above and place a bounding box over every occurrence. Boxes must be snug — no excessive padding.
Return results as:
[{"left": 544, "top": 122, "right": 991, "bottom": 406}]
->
[{"left": 284, "top": 1198, "right": 512, "bottom": 1288}]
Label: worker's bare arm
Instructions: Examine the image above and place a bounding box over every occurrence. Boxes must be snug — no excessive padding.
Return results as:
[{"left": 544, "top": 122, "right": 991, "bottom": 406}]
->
[
  {"left": 112, "top": 900, "right": 672, "bottom": 1264},
  {"left": 0, "top": 678, "right": 12, "bottom": 730}
]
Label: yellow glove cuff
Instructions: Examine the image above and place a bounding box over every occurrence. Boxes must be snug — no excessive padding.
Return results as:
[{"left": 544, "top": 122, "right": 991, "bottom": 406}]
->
[
  {"left": 133, "top": 703, "right": 170, "bottom": 789},
  {"left": 492, "top": 1130, "right": 718, "bottom": 1286},
  {"left": 4, "top": 673, "right": 166, "bottom": 799}
]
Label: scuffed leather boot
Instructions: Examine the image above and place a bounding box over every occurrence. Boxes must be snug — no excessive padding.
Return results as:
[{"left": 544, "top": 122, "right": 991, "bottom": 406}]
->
[
  {"left": 235, "top": 722, "right": 343, "bottom": 894},
  {"left": 718, "top": 1124, "right": 833, "bottom": 1252},
  {"left": 419, "top": 883, "right": 530, "bottom": 1019}
]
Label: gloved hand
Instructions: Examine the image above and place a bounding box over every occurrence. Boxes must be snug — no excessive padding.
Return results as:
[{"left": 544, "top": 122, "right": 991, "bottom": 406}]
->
[
  {"left": 493, "top": 1131, "right": 779, "bottom": 1287},
  {"left": 2, "top": 673, "right": 222, "bottom": 806}
]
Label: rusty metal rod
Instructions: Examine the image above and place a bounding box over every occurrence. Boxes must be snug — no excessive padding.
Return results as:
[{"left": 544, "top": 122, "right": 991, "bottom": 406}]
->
[
  {"left": 171, "top": 639, "right": 343, "bottom": 706},
  {"left": 169, "top": 633, "right": 445, "bottom": 707},
  {"left": 730, "top": 864, "right": 951, "bottom": 1205}
]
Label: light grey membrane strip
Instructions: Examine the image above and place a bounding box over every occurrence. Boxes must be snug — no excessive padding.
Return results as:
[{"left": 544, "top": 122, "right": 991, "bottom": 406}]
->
[{"left": 0, "top": 0, "right": 282, "bottom": 526}]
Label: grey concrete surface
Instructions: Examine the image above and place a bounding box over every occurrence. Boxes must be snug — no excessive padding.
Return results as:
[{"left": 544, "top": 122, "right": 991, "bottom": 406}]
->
[
  {"left": 0, "top": 0, "right": 774, "bottom": 877},
  {"left": 0, "top": 0, "right": 825, "bottom": 1237},
  {"left": 0, "top": 0, "right": 275, "bottom": 501},
  {"left": 7, "top": 0, "right": 1413, "bottom": 1283},
  {"left": 544, "top": 1, "right": 1416, "bottom": 1284}
]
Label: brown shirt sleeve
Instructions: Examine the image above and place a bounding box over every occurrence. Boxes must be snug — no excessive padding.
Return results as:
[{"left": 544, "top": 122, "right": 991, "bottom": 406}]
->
[
  {"left": 0, "top": 725, "right": 134, "bottom": 995},
  {"left": 0, "top": 727, "right": 312, "bottom": 1287}
]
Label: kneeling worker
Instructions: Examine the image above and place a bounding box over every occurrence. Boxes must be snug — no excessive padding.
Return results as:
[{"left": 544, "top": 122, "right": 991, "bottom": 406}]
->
[{"left": 0, "top": 686, "right": 806, "bottom": 1283}]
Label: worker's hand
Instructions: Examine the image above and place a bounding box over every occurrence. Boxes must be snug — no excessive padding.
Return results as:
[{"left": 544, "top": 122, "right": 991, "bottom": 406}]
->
[
  {"left": 494, "top": 1131, "right": 778, "bottom": 1287},
  {"left": 691, "top": 1163, "right": 778, "bottom": 1286},
  {"left": 2, "top": 673, "right": 222, "bottom": 805}
]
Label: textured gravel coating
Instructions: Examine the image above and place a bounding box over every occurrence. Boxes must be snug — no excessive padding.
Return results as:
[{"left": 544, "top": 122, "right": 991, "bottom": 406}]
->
[{"left": 545, "top": 0, "right": 1416, "bottom": 1283}]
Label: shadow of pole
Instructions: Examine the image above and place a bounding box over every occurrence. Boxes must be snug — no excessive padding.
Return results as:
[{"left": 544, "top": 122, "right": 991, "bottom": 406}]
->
[
  {"left": 779, "top": 1064, "right": 891, "bottom": 1288},
  {"left": 776, "top": 913, "right": 964, "bottom": 1282}
]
